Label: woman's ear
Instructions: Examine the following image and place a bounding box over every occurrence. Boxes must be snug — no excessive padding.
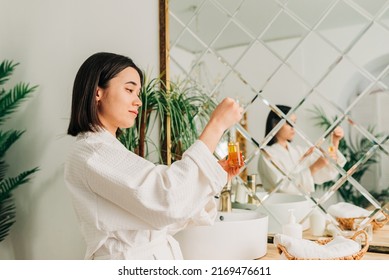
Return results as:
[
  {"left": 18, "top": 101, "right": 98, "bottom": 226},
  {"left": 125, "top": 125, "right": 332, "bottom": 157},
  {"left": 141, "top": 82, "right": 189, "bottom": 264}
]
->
[{"left": 95, "top": 87, "right": 103, "bottom": 102}]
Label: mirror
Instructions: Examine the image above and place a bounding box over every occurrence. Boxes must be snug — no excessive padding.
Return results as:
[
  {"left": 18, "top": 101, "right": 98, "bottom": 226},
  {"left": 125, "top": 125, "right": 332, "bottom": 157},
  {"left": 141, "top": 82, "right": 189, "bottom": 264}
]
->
[{"left": 163, "top": 0, "right": 389, "bottom": 236}]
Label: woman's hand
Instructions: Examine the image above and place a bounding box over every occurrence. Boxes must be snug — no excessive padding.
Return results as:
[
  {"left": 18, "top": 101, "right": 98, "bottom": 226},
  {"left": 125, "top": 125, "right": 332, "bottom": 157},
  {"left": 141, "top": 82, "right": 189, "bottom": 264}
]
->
[
  {"left": 218, "top": 153, "right": 244, "bottom": 181},
  {"left": 209, "top": 97, "right": 243, "bottom": 132},
  {"left": 199, "top": 98, "right": 243, "bottom": 153},
  {"left": 327, "top": 126, "right": 343, "bottom": 160},
  {"left": 331, "top": 126, "right": 344, "bottom": 147}
]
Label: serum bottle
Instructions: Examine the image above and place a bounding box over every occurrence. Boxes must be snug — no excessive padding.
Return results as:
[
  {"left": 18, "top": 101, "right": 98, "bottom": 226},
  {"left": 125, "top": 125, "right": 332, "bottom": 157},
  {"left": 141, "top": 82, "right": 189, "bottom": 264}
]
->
[
  {"left": 228, "top": 141, "right": 241, "bottom": 167},
  {"left": 227, "top": 126, "right": 242, "bottom": 168}
]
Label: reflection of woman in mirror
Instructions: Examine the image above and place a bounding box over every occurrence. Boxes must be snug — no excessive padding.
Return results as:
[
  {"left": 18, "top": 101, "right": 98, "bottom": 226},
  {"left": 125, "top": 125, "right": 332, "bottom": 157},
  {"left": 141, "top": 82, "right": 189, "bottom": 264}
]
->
[{"left": 258, "top": 105, "right": 346, "bottom": 195}]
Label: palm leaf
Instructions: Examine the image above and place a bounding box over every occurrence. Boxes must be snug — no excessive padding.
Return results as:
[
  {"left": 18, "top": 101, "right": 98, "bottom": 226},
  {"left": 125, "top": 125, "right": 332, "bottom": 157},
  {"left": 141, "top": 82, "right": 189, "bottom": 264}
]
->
[
  {"left": 0, "top": 167, "right": 39, "bottom": 201},
  {"left": 0, "top": 59, "right": 39, "bottom": 243},
  {"left": 0, "top": 196, "right": 16, "bottom": 242},
  {"left": 0, "top": 82, "right": 38, "bottom": 125},
  {"left": 119, "top": 75, "right": 215, "bottom": 163},
  {"left": 0, "top": 60, "right": 18, "bottom": 86},
  {"left": 0, "top": 161, "right": 7, "bottom": 181},
  {"left": 0, "top": 130, "right": 25, "bottom": 158},
  {"left": 307, "top": 105, "right": 335, "bottom": 128}
]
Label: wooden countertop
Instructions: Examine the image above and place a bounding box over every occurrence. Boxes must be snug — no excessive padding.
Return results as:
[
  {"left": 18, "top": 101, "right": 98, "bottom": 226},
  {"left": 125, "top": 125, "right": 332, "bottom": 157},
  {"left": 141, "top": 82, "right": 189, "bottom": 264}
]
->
[
  {"left": 258, "top": 224, "right": 389, "bottom": 260},
  {"left": 258, "top": 244, "right": 389, "bottom": 260}
]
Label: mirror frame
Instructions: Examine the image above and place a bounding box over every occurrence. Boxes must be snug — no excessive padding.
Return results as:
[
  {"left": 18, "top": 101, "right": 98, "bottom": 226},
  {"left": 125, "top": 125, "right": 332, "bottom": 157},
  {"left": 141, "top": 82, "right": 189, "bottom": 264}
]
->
[{"left": 159, "top": 0, "right": 172, "bottom": 165}]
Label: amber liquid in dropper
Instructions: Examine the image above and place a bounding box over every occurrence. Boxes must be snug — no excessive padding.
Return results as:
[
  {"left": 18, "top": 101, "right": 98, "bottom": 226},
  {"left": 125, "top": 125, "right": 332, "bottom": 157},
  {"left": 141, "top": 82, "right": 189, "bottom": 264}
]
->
[
  {"left": 328, "top": 132, "right": 335, "bottom": 153},
  {"left": 227, "top": 99, "right": 243, "bottom": 168}
]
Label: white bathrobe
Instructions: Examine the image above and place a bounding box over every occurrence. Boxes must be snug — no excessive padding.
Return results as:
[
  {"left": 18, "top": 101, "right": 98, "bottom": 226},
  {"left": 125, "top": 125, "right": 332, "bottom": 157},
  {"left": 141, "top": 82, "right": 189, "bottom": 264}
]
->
[
  {"left": 64, "top": 129, "right": 227, "bottom": 260},
  {"left": 258, "top": 142, "right": 346, "bottom": 194}
]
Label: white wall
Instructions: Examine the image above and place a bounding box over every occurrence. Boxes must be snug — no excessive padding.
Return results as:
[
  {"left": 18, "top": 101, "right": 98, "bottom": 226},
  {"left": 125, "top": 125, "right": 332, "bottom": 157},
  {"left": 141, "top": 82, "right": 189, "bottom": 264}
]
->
[{"left": 0, "top": 0, "right": 159, "bottom": 259}]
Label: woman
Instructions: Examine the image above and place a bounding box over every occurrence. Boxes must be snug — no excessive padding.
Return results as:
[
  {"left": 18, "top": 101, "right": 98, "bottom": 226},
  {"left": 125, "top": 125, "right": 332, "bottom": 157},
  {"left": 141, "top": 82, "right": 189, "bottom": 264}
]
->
[
  {"left": 258, "top": 105, "right": 346, "bottom": 195},
  {"left": 64, "top": 52, "right": 244, "bottom": 260}
]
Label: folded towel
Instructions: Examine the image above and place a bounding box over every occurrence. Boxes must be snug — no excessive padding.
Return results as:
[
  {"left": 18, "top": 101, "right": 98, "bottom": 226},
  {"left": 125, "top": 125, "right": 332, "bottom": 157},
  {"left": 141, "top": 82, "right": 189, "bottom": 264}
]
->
[
  {"left": 328, "top": 202, "right": 371, "bottom": 218},
  {"left": 274, "top": 234, "right": 361, "bottom": 259},
  {"left": 328, "top": 202, "right": 386, "bottom": 220}
]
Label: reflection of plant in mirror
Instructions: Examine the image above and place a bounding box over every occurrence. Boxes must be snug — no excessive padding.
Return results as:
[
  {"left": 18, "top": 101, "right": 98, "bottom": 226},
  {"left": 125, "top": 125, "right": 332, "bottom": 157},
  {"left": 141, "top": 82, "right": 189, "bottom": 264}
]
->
[
  {"left": 371, "top": 188, "right": 389, "bottom": 207},
  {"left": 0, "top": 60, "right": 39, "bottom": 242},
  {"left": 119, "top": 75, "right": 216, "bottom": 163},
  {"left": 309, "top": 106, "right": 384, "bottom": 207}
]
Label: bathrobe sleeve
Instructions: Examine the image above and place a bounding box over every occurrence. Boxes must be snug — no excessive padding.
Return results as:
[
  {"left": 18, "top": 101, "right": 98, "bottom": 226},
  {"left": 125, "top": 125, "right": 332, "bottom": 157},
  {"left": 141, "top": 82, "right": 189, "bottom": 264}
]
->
[
  {"left": 84, "top": 139, "right": 227, "bottom": 230},
  {"left": 311, "top": 150, "right": 346, "bottom": 185},
  {"left": 258, "top": 144, "right": 347, "bottom": 194},
  {"left": 258, "top": 149, "right": 315, "bottom": 194},
  {"left": 258, "top": 152, "right": 283, "bottom": 192}
]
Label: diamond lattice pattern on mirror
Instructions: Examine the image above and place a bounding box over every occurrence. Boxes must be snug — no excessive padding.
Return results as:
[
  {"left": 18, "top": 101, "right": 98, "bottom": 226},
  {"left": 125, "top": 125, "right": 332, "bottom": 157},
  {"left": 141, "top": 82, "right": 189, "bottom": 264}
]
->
[{"left": 169, "top": 0, "right": 389, "bottom": 233}]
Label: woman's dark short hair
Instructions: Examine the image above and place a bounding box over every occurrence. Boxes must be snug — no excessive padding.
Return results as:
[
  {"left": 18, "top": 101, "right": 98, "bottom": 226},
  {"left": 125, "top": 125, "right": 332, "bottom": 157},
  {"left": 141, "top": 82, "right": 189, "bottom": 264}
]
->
[
  {"left": 67, "top": 52, "right": 144, "bottom": 136},
  {"left": 265, "top": 105, "right": 291, "bottom": 146}
]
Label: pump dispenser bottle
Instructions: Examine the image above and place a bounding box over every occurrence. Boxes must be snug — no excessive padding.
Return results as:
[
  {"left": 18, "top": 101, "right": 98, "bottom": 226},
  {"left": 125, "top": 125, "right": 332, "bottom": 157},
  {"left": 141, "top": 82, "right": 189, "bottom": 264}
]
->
[{"left": 282, "top": 209, "right": 303, "bottom": 239}]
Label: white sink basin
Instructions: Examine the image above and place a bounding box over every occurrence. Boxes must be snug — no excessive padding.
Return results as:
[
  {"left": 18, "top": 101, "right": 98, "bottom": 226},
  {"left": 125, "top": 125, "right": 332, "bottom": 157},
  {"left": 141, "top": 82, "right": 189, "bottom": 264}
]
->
[
  {"left": 233, "top": 193, "right": 314, "bottom": 234},
  {"left": 174, "top": 209, "right": 268, "bottom": 260},
  {"left": 258, "top": 193, "right": 313, "bottom": 234}
]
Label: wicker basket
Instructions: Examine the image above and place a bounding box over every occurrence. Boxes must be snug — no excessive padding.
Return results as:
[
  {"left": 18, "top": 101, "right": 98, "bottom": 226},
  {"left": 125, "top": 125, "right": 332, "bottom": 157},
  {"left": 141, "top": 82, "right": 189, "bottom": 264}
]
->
[
  {"left": 336, "top": 211, "right": 388, "bottom": 231},
  {"left": 372, "top": 212, "right": 389, "bottom": 229},
  {"left": 276, "top": 230, "right": 369, "bottom": 260}
]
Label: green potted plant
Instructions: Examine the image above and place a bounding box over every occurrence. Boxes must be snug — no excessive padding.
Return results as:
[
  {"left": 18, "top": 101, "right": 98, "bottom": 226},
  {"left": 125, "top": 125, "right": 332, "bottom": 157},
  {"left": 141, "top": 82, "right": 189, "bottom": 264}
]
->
[
  {"left": 119, "top": 75, "right": 216, "bottom": 164},
  {"left": 0, "top": 60, "right": 39, "bottom": 242}
]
